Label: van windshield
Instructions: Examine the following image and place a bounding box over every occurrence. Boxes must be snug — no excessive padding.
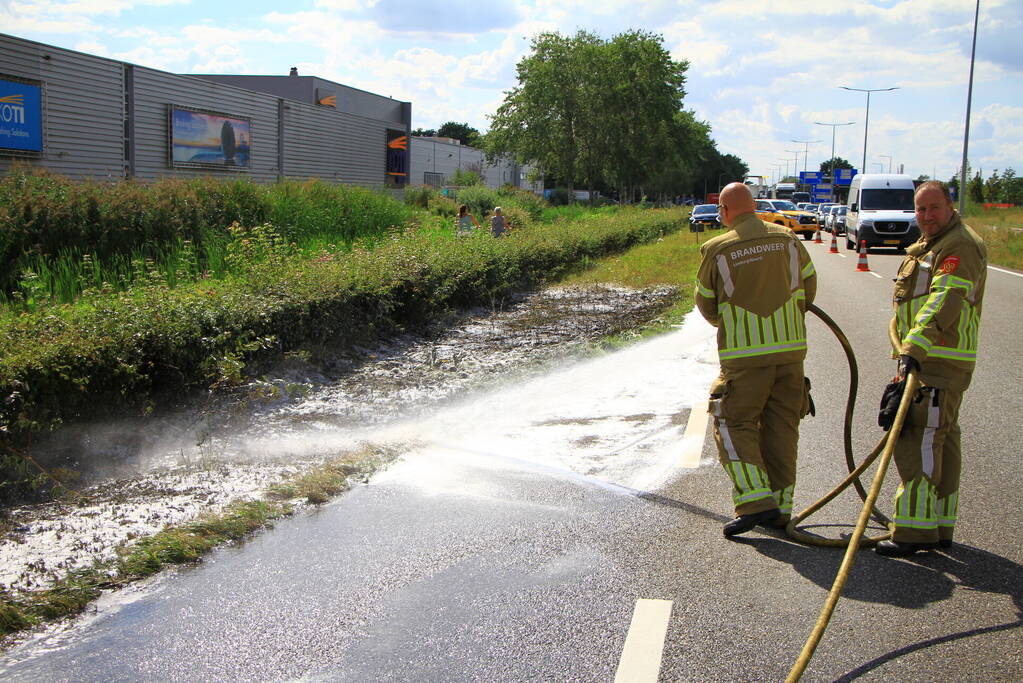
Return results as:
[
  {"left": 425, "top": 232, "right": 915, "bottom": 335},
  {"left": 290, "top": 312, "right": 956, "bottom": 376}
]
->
[{"left": 860, "top": 188, "right": 914, "bottom": 210}]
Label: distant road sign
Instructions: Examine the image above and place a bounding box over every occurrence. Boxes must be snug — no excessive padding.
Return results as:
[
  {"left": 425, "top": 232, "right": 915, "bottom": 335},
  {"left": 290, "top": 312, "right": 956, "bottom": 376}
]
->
[
  {"left": 835, "top": 168, "right": 857, "bottom": 185},
  {"left": 800, "top": 171, "right": 822, "bottom": 185}
]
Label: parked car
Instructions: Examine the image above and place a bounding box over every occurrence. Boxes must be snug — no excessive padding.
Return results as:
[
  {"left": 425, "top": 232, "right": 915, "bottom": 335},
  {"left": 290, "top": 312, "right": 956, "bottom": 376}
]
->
[
  {"left": 796, "top": 202, "right": 814, "bottom": 211},
  {"left": 755, "top": 199, "right": 818, "bottom": 240},
  {"left": 816, "top": 203, "right": 837, "bottom": 230},
  {"left": 689, "top": 203, "right": 721, "bottom": 231},
  {"left": 827, "top": 206, "right": 848, "bottom": 235}
]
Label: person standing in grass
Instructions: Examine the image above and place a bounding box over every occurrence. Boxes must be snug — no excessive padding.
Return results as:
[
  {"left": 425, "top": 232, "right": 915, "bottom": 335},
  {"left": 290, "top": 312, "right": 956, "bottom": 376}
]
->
[
  {"left": 695, "top": 182, "right": 817, "bottom": 538},
  {"left": 489, "top": 206, "right": 512, "bottom": 237},
  {"left": 456, "top": 205, "right": 480, "bottom": 236}
]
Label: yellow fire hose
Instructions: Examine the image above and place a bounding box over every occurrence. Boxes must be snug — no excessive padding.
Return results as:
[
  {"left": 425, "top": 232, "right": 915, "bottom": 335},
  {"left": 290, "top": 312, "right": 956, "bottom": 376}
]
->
[{"left": 782, "top": 305, "right": 920, "bottom": 682}]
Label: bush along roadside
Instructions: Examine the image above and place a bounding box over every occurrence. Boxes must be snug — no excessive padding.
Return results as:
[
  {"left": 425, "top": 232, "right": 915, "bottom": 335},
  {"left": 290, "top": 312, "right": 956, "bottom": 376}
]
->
[{"left": 0, "top": 208, "right": 684, "bottom": 449}]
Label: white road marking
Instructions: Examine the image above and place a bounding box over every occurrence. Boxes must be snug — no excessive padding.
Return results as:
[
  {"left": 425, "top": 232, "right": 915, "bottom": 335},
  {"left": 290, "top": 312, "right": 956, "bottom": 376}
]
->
[
  {"left": 678, "top": 400, "right": 709, "bottom": 469},
  {"left": 614, "top": 599, "right": 673, "bottom": 683},
  {"left": 989, "top": 265, "right": 1023, "bottom": 278},
  {"left": 868, "top": 271, "right": 882, "bottom": 279}
]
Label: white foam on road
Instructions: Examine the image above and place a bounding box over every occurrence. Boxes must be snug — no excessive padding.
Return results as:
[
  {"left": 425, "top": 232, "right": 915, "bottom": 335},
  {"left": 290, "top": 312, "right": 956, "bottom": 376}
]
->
[{"left": 372, "top": 310, "right": 719, "bottom": 491}]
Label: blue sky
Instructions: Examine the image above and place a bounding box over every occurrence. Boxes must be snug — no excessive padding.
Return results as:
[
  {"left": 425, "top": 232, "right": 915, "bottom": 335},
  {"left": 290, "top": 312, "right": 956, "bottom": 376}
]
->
[{"left": 4, "top": 0, "right": 1021, "bottom": 184}]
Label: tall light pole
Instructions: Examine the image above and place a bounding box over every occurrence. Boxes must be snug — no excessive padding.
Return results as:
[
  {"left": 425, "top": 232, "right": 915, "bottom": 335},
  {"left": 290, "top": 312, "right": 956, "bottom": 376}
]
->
[
  {"left": 815, "top": 121, "right": 854, "bottom": 175},
  {"left": 880, "top": 154, "right": 893, "bottom": 174},
  {"left": 785, "top": 150, "right": 801, "bottom": 181},
  {"left": 840, "top": 85, "right": 900, "bottom": 174},
  {"left": 777, "top": 159, "right": 791, "bottom": 182},
  {"left": 960, "top": 0, "right": 980, "bottom": 214},
  {"left": 791, "top": 139, "right": 822, "bottom": 176},
  {"left": 771, "top": 164, "right": 784, "bottom": 185}
]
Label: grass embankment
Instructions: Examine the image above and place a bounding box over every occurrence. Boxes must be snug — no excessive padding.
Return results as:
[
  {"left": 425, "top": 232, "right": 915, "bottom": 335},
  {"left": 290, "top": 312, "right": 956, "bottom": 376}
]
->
[
  {"left": 0, "top": 207, "right": 684, "bottom": 444},
  {"left": 0, "top": 445, "right": 392, "bottom": 638},
  {"left": 963, "top": 204, "right": 1023, "bottom": 271}
]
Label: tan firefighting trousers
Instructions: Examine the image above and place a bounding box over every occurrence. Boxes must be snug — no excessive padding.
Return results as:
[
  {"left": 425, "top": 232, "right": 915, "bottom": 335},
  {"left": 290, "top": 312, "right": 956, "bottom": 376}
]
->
[
  {"left": 891, "top": 384, "right": 965, "bottom": 544},
  {"left": 708, "top": 361, "right": 808, "bottom": 520}
]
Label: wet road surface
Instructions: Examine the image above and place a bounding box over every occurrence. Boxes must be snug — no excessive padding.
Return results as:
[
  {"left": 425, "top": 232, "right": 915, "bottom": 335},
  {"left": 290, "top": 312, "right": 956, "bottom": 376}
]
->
[{"left": 2, "top": 250, "right": 1022, "bottom": 681}]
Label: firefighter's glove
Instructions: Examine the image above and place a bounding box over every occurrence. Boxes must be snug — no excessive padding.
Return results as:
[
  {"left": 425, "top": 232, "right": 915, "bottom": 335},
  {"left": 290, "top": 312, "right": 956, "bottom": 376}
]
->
[
  {"left": 878, "top": 377, "right": 907, "bottom": 431},
  {"left": 898, "top": 354, "right": 920, "bottom": 378}
]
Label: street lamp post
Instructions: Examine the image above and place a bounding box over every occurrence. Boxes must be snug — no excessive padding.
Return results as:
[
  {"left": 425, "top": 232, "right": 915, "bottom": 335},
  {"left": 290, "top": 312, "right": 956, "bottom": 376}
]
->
[
  {"left": 777, "top": 159, "right": 791, "bottom": 182},
  {"left": 785, "top": 150, "right": 801, "bottom": 182},
  {"left": 790, "top": 139, "right": 822, "bottom": 176},
  {"left": 960, "top": 0, "right": 980, "bottom": 214},
  {"left": 814, "top": 121, "right": 854, "bottom": 176},
  {"left": 840, "top": 85, "right": 900, "bottom": 175}
]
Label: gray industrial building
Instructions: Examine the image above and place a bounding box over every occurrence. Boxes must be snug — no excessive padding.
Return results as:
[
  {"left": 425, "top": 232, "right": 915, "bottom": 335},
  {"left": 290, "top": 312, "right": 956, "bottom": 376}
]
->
[
  {"left": 0, "top": 33, "right": 538, "bottom": 193},
  {"left": 409, "top": 135, "right": 541, "bottom": 193}
]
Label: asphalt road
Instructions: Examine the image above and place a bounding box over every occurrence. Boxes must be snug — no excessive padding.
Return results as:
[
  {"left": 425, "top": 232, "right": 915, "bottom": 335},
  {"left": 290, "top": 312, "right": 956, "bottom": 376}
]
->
[{"left": 1, "top": 237, "right": 1020, "bottom": 682}]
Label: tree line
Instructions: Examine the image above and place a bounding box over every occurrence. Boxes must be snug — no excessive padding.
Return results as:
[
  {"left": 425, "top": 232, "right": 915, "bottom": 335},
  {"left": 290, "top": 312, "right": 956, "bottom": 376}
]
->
[{"left": 480, "top": 30, "right": 747, "bottom": 202}]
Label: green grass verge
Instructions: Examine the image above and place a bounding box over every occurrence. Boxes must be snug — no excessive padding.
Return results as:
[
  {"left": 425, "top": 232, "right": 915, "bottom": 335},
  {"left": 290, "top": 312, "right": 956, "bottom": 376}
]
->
[{"left": 963, "top": 205, "right": 1023, "bottom": 271}]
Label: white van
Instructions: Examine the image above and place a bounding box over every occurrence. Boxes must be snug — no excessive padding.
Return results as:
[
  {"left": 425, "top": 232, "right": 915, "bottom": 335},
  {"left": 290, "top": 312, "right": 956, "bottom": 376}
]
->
[{"left": 844, "top": 173, "right": 920, "bottom": 250}]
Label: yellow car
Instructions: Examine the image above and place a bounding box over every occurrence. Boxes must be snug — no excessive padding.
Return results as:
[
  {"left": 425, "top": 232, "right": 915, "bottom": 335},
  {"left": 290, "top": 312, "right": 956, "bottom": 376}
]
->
[{"left": 755, "top": 199, "right": 819, "bottom": 240}]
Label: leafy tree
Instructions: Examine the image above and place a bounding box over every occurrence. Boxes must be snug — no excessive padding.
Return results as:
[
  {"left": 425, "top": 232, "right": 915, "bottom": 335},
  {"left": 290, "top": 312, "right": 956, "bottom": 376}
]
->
[
  {"left": 999, "top": 168, "right": 1022, "bottom": 204},
  {"left": 983, "top": 170, "right": 1002, "bottom": 203},
  {"left": 411, "top": 127, "right": 436, "bottom": 138},
  {"left": 487, "top": 29, "right": 709, "bottom": 201},
  {"left": 437, "top": 121, "right": 481, "bottom": 147},
  {"left": 820, "top": 157, "right": 854, "bottom": 177},
  {"left": 968, "top": 172, "right": 984, "bottom": 204}
]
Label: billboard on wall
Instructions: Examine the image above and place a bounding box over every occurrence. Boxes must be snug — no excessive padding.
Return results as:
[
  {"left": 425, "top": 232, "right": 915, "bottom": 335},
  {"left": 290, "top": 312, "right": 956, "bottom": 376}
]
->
[
  {"left": 0, "top": 77, "right": 43, "bottom": 153},
  {"left": 169, "top": 105, "right": 251, "bottom": 168}
]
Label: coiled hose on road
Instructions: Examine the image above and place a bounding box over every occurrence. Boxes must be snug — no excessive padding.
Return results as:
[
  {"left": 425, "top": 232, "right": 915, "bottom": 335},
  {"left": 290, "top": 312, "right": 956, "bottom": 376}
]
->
[{"left": 783, "top": 304, "right": 920, "bottom": 682}]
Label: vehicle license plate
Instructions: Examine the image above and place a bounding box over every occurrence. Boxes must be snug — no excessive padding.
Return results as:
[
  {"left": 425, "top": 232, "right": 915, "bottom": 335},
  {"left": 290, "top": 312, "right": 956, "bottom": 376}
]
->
[{"left": 884, "top": 239, "right": 900, "bottom": 245}]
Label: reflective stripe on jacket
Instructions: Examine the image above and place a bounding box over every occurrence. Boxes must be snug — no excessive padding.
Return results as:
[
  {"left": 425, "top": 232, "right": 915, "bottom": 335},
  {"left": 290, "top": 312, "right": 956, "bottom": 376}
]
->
[
  {"left": 694, "top": 212, "right": 817, "bottom": 368},
  {"left": 892, "top": 212, "right": 986, "bottom": 372}
]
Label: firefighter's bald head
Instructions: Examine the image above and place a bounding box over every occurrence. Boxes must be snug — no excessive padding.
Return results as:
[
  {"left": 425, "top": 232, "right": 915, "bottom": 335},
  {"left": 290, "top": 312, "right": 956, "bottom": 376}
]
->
[{"left": 718, "top": 183, "right": 754, "bottom": 228}]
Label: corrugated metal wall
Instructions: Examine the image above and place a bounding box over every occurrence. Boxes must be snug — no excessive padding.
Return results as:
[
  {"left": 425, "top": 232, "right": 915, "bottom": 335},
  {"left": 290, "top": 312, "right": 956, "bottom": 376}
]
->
[
  {"left": 409, "top": 136, "right": 539, "bottom": 191},
  {"left": 131, "top": 66, "right": 281, "bottom": 183},
  {"left": 0, "top": 34, "right": 407, "bottom": 187},
  {"left": 0, "top": 35, "right": 124, "bottom": 179}
]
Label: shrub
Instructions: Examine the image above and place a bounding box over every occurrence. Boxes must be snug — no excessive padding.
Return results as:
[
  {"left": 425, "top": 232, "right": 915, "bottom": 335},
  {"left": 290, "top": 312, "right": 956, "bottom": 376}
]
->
[
  {"left": 454, "top": 184, "right": 501, "bottom": 219},
  {"left": 548, "top": 187, "right": 572, "bottom": 206},
  {"left": 403, "top": 184, "right": 436, "bottom": 209},
  {"left": 451, "top": 168, "right": 483, "bottom": 186}
]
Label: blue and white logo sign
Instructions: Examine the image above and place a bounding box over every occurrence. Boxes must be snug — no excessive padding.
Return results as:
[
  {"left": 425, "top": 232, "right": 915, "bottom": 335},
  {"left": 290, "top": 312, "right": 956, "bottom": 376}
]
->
[{"left": 0, "top": 78, "right": 43, "bottom": 152}]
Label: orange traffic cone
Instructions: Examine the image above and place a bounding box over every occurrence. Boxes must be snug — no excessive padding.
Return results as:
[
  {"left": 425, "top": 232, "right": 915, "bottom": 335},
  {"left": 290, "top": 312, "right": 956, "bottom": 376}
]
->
[
  {"left": 856, "top": 240, "right": 870, "bottom": 272},
  {"left": 814, "top": 228, "right": 822, "bottom": 244},
  {"left": 829, "top": 232, "right": 839, "bottom": 254}
]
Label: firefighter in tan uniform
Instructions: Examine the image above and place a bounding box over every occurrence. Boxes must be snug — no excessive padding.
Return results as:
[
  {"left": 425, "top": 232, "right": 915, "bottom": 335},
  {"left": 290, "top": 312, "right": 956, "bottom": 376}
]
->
[
  {"left": 695, "top": 183, "right": 817, "bottom": 537},
  {"left": 875, "top": 181, "right": 987, "bottom": 557}
]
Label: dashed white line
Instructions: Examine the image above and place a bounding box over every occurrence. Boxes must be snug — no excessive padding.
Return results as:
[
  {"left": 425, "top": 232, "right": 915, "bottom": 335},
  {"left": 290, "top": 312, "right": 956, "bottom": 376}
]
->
[
  {"left": 678, "top": 400, "right": 709, "bottom": 469},
  {"left": 614, "top": 599, "right": 673, "bottom": 683}
]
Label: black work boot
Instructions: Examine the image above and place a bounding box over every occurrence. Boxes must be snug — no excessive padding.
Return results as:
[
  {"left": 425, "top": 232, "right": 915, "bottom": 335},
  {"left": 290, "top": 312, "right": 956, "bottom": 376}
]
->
[
  {"left": 875, "top": 539, "right": 939, "bottom": 557},
  {"left": 723, "top": 508, "right": 780, "bottom": 537}
]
